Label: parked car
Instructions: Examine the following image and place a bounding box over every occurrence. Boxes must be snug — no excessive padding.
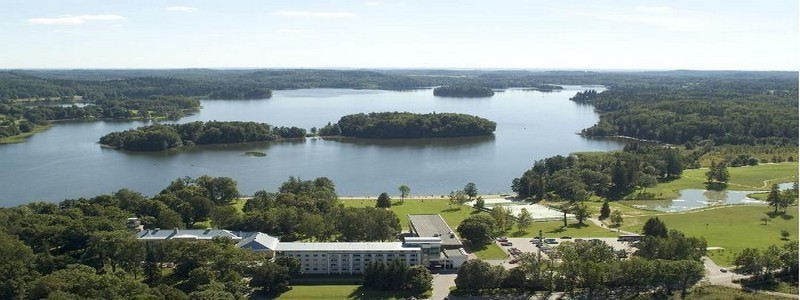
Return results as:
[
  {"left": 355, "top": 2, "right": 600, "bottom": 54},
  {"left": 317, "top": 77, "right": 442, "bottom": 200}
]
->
[
  {"left": 497, "top": 237, "right": 508, "bottom": 242},
  {"left": 574, "top": 238, "right": 585, "bottom": 243},
  {"left": 545, "top": 238, "right": 558, "bottom": 244},
  {"left": 720, "top": 268, "right": 728, "bottom": 273},
  {"left": 500, "top": 241, "right": 513, "bottom": 246}
]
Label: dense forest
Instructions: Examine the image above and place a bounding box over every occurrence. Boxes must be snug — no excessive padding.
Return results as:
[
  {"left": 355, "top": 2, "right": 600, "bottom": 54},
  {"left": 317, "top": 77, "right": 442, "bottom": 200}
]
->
[
  {"left": 0, "top": 176, "right": 404, "bottom": 299},
  {"left": 513, "top": 144, "right": 684, "bottom": 200},
  {"left": 99, "top": 121, "right": 306, "bottom": 151},
  {"left": 321, "top": 112, "right": 496, "bottom": 139},
  {"left": 433, "top": 85, "right": 495, "bottom": 97}
]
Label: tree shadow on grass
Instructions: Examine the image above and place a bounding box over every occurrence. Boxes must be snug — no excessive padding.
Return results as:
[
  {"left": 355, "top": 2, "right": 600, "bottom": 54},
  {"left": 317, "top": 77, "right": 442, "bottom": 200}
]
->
[
  {"left": 348, "top": 286, "right": 425, "bottom": 300},
  {"left": 510, "top": 230, "right": 528, "bottom": 237},
  {"left": 766, "top": 211, "right": 793, "bottom": 220},
  {"left": 441, "top": 207, "right": 462, "bottom": 213}
]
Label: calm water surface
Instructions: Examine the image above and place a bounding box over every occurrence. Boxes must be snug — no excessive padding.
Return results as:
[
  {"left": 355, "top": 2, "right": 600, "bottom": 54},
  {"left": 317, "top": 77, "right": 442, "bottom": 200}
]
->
[{"left": 0, "top": 87, "right": 624, "bottom": 206}]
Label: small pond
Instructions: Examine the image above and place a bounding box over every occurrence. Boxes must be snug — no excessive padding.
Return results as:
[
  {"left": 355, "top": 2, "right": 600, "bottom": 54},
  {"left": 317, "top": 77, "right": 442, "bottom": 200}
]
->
[{"left": 625, "top": 182, "right": 795, "bottom": 212}]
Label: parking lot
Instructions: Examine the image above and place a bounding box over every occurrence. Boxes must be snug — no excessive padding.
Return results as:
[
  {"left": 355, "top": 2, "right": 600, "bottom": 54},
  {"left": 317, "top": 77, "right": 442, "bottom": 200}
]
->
[{"left": 495, "top": 237, "right": 639, "bottom": 266}]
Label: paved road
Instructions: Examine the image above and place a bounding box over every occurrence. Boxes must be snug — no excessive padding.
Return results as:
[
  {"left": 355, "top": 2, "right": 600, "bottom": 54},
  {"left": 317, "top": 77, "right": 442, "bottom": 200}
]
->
[{"left": 429, "top": 273, "right": 457, "bottom": 300}]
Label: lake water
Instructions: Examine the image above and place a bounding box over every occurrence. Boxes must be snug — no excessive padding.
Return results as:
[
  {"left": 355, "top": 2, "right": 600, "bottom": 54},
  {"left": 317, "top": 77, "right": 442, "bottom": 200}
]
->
[{"left": 0, "top": 87, "right": 625, "bottom": 206}]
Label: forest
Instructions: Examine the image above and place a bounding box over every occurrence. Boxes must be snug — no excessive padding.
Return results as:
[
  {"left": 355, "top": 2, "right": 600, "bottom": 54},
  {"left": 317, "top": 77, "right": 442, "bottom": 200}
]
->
[
  {"left": 99, "top": 121, "right": 306, "bottom": 151},
  {"left": 0, "top": 176, "right": 405, "bottom": 299},
  {"left": 323, "top": 112, "right": 497, "bottom": 139},
  {"left": 433, "top": 85, "right": 495, "bottom": 97}
]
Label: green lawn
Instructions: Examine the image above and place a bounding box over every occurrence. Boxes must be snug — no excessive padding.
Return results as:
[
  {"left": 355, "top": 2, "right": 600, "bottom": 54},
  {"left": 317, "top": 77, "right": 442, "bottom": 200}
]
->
[
  {"left": 621, "top": 205, "right": 798, "bottom": 267},
  {"left": 472, "top": 243, "right": 508, "bottom": 260},
  {"left": 676, "top": 285, "right": 786, "bottom": 300},
  {"left": 278, "top": 285, "right": 429, "bottom": 300},
  {"left": 342, "top": 199, "right": 478, "bottom": 230},
  {"left": 513, "top": 220, "right": 621, "bottom": 238},
  {"left": 644, "top": 162, "right": 797, "bottom": 200}
]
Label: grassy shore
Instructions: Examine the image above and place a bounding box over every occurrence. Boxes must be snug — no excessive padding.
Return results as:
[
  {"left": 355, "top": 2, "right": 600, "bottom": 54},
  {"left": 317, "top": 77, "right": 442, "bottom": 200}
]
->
[{"left": 0, "top": 124, "right": 52, "bottom": 144}]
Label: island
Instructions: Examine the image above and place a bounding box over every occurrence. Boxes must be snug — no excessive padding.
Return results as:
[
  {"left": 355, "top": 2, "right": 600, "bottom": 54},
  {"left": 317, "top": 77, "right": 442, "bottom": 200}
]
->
[
  {"left": 320, "top": 112, "right": 496, "bottom": 139},
  {"left": 433, "top": 85, "right": 495, "bottom": 98},
  {"left": 99, "top": 121, "right": 306, "bottom": 151}
]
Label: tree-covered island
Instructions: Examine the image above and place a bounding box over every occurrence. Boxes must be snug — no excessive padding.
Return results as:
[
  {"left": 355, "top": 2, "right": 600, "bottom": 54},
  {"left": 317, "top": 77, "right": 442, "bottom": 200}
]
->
[
  {"left": 433, "top": 85, "right": 495, "bottom": 97},
  {"left": 99, "top": 121, "right": 306, "bottom": 151},
  {"left": 319, "top": 112, "right": 496, "bottom": 139}
]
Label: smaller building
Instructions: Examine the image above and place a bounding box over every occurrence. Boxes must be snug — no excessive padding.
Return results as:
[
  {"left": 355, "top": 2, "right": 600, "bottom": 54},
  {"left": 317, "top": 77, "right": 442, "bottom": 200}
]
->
[
  {"left": 407, "top": 214, "right": 468, "bottom": 269},
  {"left": 135, "top": 229, "right": 279, "bottom": 257}
]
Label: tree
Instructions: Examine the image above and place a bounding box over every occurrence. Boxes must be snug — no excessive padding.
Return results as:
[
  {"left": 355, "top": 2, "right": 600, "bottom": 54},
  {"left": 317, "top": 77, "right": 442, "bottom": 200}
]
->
[
  {"left": 705, "top": 161, "right": 730, "bottom": 183},
  {"left": 642, "top": 217, "right": 668, "bottom": 238},
  {"left": 0, "top": 234, "right": 39, "bottom": 299},
  {"left": 767, "top": 184, "right": 782, "bottom": 213},
  {"left": 448, "top": 190, "right": 468, "bottom": 206},
  {"left": 517, "top": 208, "right": 533, "bottom": 231},
  {"left": 473, "top": 196, "right": 485, "bottom": 210},
  {"left": 464, "top": 182, "right": 478, "bottom": 199},
  {"left": 455, "top": 260, "right": 507, "bottom": 291},
  {"left": 572, "top": 202, "right": 591, "bottom": 225},
  {"left": 210, "top": 206, "right": 241, "bottom": 229},
  {"left": 457, "top": 214, "right": 496, "bottom": 247},
  {"left": 404, "top": 265, "right": 433, "bottom": 295},
  {"left": 490, "top": 206, "right": 513, "bottom": 232},
  {"left": 398, "top": 185, "right": 410, "bottom": 203},
  {"left": 599, "top": 201, "right": 611, "bottom": 220},
  {"left": 249, "top": 261, "right": 291, "bottom": 295},
  {"left": 376, "top": 192, "right": 392, "bottom": 208},
  {"left": 781, "top": 230, "right": 790, "bottom": 240},
  {"left": 609, "top": 210, "right": 624, "bottom": 227}
]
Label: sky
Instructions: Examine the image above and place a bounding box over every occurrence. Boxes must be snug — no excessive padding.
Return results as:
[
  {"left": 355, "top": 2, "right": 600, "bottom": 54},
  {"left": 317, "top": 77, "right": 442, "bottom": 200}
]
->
[{"left": 0, "top": 0, "right": 797, "bottom": 70}]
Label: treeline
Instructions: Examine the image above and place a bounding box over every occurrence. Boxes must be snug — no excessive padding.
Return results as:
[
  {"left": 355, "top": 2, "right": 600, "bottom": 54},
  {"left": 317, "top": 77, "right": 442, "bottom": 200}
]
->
[
  {"left": 574, "top": 75, "right": 798, "bottom": 146},
  {"left": 513, "top": 144, "right": 684, "bottom": 200},
  {"left": 99, "top": 121, "right": 306, "bottom": 151},
  {"left": 454, "top": 218, "right": 707, "bottom": 298},
  {"left": 326, "top": 112, "right": 496, "bottom": 139},
  {"left": 433, "top": 85, "right": 495, "bottom": 97},
  {"left": 0, "top": 176, "right": 404, "bottom": 298}
]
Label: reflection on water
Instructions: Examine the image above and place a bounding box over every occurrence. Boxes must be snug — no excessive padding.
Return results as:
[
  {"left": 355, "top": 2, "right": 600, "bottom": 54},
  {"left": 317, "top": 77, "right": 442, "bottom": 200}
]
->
[
  {"left": 626, "top": 184, "right": 796, "bottom": 212},
  {"left": 322, "top": 135, "right": 496, "bottom": 149}
]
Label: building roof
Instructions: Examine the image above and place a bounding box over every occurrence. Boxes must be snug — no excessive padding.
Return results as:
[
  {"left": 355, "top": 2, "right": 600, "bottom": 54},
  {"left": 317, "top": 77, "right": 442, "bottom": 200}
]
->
[
  {"left": 275, "top": 242, "right": 419, "bottom": 252},
  {"left": 407, "top": 214, "right": 463, "bottom": 248},
  {"left": 136, "top": 228, "right": 244, "bottom": 241},
  {"left": 403, "top": 237, "right": 443, "bottom": 244},
  {"left": 443, "top": 248, "right": 468, "bottom": 259},
  {"left": 237, "top": 232, "right": 280, "bottom": 252}
]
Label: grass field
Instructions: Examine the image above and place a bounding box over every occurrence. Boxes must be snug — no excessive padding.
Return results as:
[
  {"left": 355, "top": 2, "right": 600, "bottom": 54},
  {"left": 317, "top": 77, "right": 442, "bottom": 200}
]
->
[
  {"left": 672, "top": 285, "right": 787, "bottom": 300},
  {"left": 472, "top": 243, "right": 508, "bottom": 260},
  {"left": 621, "top": 205, "right": 798, "bottom": 266},
  {"left": 277, "top": 285, "right": 429, "bottom": 299}
]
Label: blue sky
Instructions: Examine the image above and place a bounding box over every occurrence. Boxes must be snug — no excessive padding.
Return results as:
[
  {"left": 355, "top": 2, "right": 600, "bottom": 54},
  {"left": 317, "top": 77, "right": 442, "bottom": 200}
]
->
[{"left": 1, "top": 0, "right": 797, "bottom": 70}]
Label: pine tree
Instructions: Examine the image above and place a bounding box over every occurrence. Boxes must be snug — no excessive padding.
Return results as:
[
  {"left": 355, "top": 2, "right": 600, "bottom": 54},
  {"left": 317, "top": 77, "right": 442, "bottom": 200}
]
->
[{"left": 599, "top": 201, "right": 611, "bottom": 220}]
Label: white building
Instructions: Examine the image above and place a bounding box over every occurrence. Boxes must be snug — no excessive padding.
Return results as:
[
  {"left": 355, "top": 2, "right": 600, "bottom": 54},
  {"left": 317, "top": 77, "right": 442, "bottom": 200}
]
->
[{"left": 273, "top": 242, "right": 422, "bottom": 275}]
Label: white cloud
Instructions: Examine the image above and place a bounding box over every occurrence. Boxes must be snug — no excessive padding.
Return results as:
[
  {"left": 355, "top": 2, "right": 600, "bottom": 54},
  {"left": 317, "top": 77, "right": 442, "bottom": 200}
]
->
[
  {"left": 165, "top": 6, "right": 199, "bottom": 12},
  {"left": 276, "top": 11, "right": 356, "bottom": 18},
  {"left": 27, "top": 14, "right": 125, "bottom": 25},
  {"left": 574, "top": 7, "right": 703, "bottom": 31},
  {"left": 365, "top": 1, "right": 382, "bottom": 6}
]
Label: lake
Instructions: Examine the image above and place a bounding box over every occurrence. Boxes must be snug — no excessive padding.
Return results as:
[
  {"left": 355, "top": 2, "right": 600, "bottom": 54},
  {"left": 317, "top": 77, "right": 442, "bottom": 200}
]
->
[
  {"left": 0, "top": 86, "right": 624, "bottom": 206},
  {"left": 625, "top": 183, "right": 795, "bottom": 212}
]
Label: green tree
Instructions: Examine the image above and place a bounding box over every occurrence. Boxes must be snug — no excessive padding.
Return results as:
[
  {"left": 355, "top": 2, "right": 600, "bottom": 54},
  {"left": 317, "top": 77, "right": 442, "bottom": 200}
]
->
[
  {"left": 609, "top": 210, "right": 624, "bottom": 227},
  {"left": 599, "top": 201, "right": 611, "bottom": 220},
  {"left": 642, "top": 217, "right": 668, "bottom": 238},
  {"left": 473, "top": 196, "right": 485, "bottom": 210},
  {"left": 404, "top": 265, "right": 433, "bottom": 295},
  {"left": 517, "top": 208, "right": 533, "bottom": 231},
  {"left": 210, "top": 206, "right": 241, "bottom": 229},
  {"left": 490, "top": 206, "right": 513, "bottom": 232},
  {"left": 767, "top": 184, "right": 782, "bottom": 213},
  {"left": 249, "top": 260, "right": 291, "bottom": 295},
  {"left": 448, "top": 190, "right": 468, "bottom": 206},
  {"left": 457, "top": 214, "right": 497, "bottom": 247},
  {"left": 781, "top": 230, "right": 790, "bottom": 240},
  {"left": 0, "top": 234, "right": 39, "bottom": 299},
  {"left": 376, "top": 192, "right": 392, "bottom": 208},
  {"left": 464, "top": 182, "right": 478, "bottom": 199},
  {"left": 398, "top": 185, "right": 410, "bottom": 203},
  {"left": 454, "top": 260, "right": 507, "bottom": 291},
  {"left": 572, "top": 202, "right": 591, "bottom": 225}
]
